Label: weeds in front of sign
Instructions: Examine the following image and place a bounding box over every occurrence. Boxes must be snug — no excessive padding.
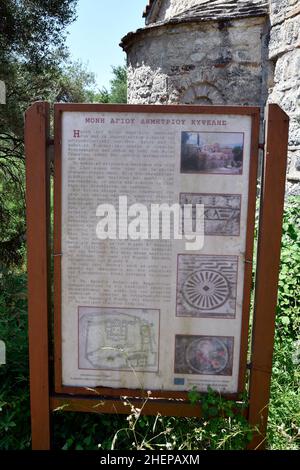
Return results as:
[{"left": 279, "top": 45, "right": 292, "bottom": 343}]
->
[
  {"left": 187, "top": 387, "right": 255, "bottom": 449},
  {"left": 276, "top": 197, "right": 300, "bottom": 339},
  {"left": 109, "top": 392, "right": 177, "bottom": 451},
  {"left": 100, "top": 388, "right": 253, "bottom": 450}
]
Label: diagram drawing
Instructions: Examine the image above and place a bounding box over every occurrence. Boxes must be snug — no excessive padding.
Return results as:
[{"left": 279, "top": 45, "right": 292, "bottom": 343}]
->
[
  {"left": 176, "top": 254, "right": 238, "bottom": 318},
  {"left": 180, "top": 193, "right": 241, "bottom": 236},
  {"left": 78, "top": 307, "right": 159, "bottom": 372}
]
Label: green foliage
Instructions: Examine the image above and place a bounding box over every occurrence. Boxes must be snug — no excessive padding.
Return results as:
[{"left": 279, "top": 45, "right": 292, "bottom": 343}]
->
[
  {"left": 267, "top": 342, "right": 300, "bottom": 450},
  {"left": 98, "top": 390, "right": 252, "bottom": 451},
  {"left": 0, "top": 2, "right": 126, "bottom": 267},
  {"left": 0, "top": 176, "right": 26, "bottom": 266},
  {"left": 266, "top": 196, "right": 300, "bottom": 449},
  {"left": 53, "top": 412, "right": 124, "bottom": 450},
  {"left": 0, "top": 57, "right": 97, "bottom": 267},
  {"left": 49, "top": 60, "right": 97, "bottom": 104},
  {"left": 0, "top": 0, "right": 78, "bottom": 64},
  {"left": 0, "top": 268, "right": 30, "bottom": 449},
  {"left": 276, "top": 196, "right": 300, "bottom": 340},
  {"left": 92, "top": 65, "right": 127, "bottom": 104},
  {"left": 0, "top": 0, "right": 97, "bottom": 267}
]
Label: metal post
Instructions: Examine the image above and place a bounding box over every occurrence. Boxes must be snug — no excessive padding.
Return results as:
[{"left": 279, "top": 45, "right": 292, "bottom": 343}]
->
[
  {"left": 248, "top": 104, "right": 289, "bottom": 449},
  {"left": 25, "top": 102, "right": 51, "bottom": 450}
]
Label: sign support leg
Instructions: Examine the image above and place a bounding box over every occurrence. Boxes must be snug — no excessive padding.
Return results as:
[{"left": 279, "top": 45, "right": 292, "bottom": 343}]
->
[
  {"left": 248, "top": 104, "right": 289, "bottom": 449},
  {"left": 25, "top": 102, "right": 51, "bottom": 450}
]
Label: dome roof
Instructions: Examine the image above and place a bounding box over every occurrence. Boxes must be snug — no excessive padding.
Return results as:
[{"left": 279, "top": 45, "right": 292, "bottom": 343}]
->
[
  {"left": 144, "top": 0, "right": 269, "bottom": 24},
  {"left": 121, "top": 1, "right": 269, "bottom": 50}
]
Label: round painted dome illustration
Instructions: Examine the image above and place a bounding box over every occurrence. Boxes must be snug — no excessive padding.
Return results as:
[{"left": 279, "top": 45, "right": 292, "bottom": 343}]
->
[{"left": 186, "top": 337, "right": 229, "bottom": 374}]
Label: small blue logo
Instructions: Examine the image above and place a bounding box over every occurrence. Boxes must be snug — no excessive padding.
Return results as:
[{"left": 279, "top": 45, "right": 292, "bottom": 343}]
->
[{"left": 174, "top": 377, "right": 185, "bottom": 385}]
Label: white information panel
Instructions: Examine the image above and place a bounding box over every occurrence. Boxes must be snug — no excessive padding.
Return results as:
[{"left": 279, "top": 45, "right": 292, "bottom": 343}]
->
[{"left": 59, "top": 110, "right": 252, "bottom": 394}]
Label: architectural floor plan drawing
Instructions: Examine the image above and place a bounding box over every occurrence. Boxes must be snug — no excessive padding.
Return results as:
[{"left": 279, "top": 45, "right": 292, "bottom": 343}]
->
[{"left": 78, "top": 307, "right": 159, "bottom": 372}]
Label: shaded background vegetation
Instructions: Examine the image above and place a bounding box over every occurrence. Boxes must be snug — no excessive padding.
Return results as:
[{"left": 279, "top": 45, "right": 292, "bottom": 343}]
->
[
  {"left": 0, "top": 0, "right": 299, "bottom": 451},
  {"left": 0, "top": 0, "right": 126, "bottom": 266}
]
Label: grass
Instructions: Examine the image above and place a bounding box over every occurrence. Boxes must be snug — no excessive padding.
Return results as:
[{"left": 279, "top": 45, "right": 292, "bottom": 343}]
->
[{"left": 267, "top": 339, "right": 300, "bottom": 449}]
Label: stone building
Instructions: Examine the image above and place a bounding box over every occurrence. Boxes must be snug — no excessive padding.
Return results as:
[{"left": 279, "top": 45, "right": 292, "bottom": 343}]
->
[
  {"left": 268, "top": 0, "right": 300, "bottom": 187},
  {"left": 121, "top": 0, "right": 300, "bottom": 191}
]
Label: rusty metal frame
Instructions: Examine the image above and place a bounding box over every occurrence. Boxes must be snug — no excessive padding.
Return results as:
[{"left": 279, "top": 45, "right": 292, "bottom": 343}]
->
[
  {"left": 25, "top": 102, "right": 51, "bottom": 449},
  {"left": 25, "top": 102, "right": 288, "bottom": 450}
]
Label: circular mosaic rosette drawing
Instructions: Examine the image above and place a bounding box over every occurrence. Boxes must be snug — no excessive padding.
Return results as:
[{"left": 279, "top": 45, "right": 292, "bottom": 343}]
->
[
  {"left": 182, "top": 270, "right": 230, "bottom": 310},
  {"left": 186, "top": 337, "right": 229, "bottom": 374}
]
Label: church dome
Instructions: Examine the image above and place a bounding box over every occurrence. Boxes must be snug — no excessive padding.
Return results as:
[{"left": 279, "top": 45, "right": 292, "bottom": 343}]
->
[{"left": 143, "top": 0, "right": 269, "bottom": 25}]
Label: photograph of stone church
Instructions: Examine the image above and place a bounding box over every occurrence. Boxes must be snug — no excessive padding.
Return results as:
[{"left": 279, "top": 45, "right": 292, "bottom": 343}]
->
[{"left": 181, "top": 131, "right": 244, "bottom": 173}]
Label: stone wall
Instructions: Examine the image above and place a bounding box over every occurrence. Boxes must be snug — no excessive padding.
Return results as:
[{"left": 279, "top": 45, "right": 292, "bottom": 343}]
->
[
  {"left": 268, "top": 0, "right": 300, "bottom": 189},
  {"left": 123, "top": 0, "right": 300, "bottom": 190},
  {"left": 125, "top": 16, "right": 269, "bottom": 108}
]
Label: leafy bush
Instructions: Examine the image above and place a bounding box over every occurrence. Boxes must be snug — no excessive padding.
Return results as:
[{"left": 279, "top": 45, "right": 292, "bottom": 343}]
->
[
  {"left": 266, "top": 196, "right": 300, "bottom": 449},
  {"left": 90, "top": 389, "right": 252, "bottom": 451},
  {"left": 276, "top": 196, "right": 300, "bottom": 340},
  {"left": 0, "top": 267, "right": 30, "bottom": 449}
]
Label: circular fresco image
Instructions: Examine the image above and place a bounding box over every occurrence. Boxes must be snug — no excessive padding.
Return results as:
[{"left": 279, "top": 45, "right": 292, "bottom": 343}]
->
[
  {"left": 182, "top": 270, "right": 229, "bottom": 310},
  {"left": 186, "top": 337, "right": 229, "bottom": 374}
]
